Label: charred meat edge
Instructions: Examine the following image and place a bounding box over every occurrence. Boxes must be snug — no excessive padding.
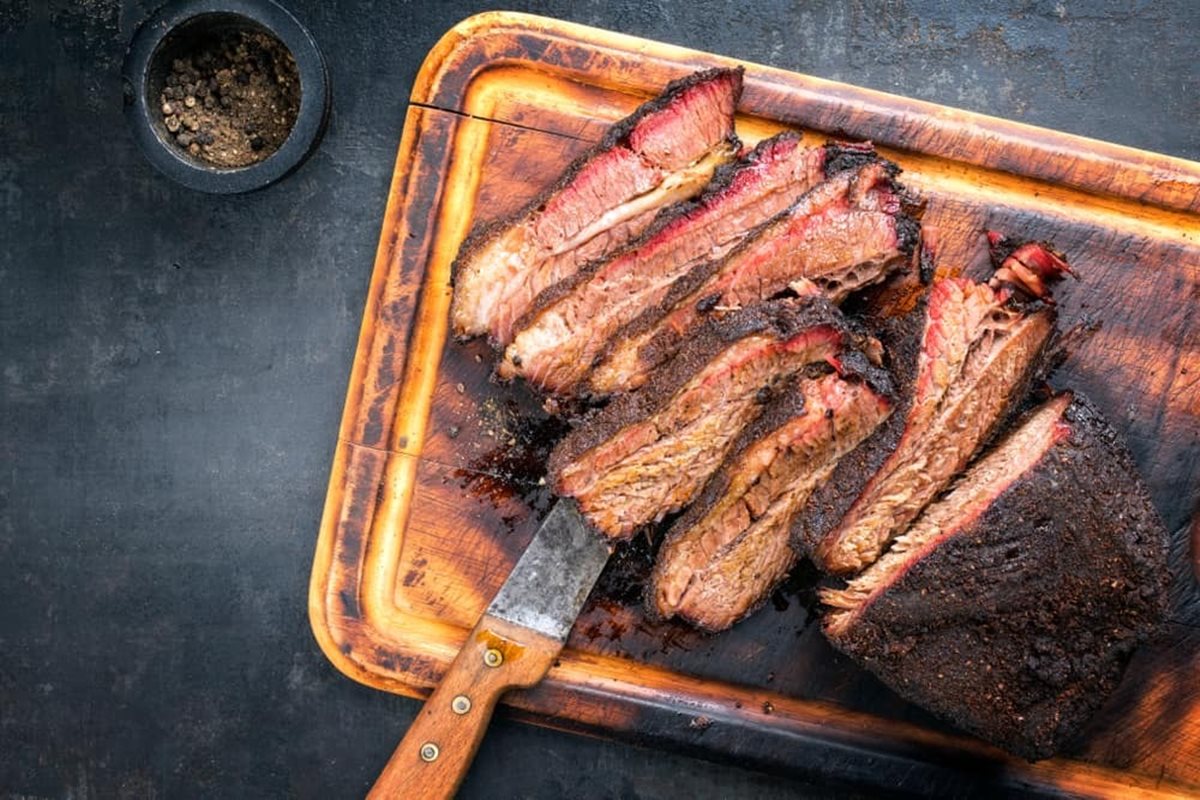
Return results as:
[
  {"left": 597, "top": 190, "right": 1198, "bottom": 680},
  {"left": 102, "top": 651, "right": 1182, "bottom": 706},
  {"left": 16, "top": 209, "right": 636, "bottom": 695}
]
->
[
  {"left": 450, "top": 67, "right": 744, "bottom": 344},
  {"left": 821, "top": 393, "right": 1169, "bottom": 760},
  {"left": 549, "top": 298, "right": 866, "bottom": 539},
  {"left": 651, "top": 371, "right": 893, "bottom": 631},
  {"left": 810, "top": 277, "right": 1058, "bottom": 575},
  {"left": 588, "top": 156, "right": 917, "bottom": 396},
  {"left": 498, "top": 133, "right": 830, "bottom": 392}
]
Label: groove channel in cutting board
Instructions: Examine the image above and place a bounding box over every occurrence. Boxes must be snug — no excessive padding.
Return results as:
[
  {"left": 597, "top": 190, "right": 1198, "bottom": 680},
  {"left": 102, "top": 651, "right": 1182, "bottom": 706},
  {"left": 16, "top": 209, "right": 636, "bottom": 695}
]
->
[{"left": 311, "top": 12, "right": 1200, "bottom": 798}]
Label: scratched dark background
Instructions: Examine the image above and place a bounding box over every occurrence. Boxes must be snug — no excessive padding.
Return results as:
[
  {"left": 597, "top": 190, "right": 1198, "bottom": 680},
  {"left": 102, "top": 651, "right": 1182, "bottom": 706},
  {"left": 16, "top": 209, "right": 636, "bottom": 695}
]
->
[{"left": 2, "top": 1, "right": 1198, "bottom": 798}]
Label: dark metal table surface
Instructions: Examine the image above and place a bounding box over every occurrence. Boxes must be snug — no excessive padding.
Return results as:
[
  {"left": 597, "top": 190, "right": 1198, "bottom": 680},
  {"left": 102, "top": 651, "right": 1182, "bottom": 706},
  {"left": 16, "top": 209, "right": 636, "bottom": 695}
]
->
[{"left": 2, "top": 2, "right": 1197, "bottom": 798}]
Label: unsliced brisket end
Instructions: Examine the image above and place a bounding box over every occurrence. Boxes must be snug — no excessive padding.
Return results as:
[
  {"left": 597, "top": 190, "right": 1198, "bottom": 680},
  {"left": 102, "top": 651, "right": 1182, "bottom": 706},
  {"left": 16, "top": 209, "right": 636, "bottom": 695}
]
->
[
  {"left": 548, "top": 298, "right": 866, "bottom": 540},
  {"left": 649, "top": 371, "right": 893, "bottom": 632},
  {"left": 450, "top": 68, "right": 744, "bottom": 344},
  {"left": 805, "top": 275, "right": 1058, "bottom": 575},
  {"left": 589, "top": 158, "right": 917, "bottom": 396},
  {"left": 821, "top": 393, "right": 1170, "bottom": 760},
  {"left": 499, "top": 133, "right": 830, "bottom": 393}
]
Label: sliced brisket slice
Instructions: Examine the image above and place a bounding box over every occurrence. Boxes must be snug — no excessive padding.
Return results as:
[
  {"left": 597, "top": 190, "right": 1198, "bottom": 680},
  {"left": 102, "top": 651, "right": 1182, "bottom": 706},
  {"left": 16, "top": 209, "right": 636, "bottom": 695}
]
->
[
  {"left": 450, "top": 68, "right": 743, "bottom": 345},
  {"left": 821, "top": 393, "right": 1170, "bottom": 760},
  {"left": 548, "top": 298, "right": 870, "bottom": 540},
  {"left": 795, "top": 245, "right": 1067, "bottom": 575},
  {"left": 589, "top": 157, "right": 917, "bottom": 396},
  {"left": 498, "top": 133, "right": 829, "bottom": 393},
  {"left": 986, "top": 230, "right": 1074, "bottom": 302},
  {"left": 649, "top": 371, "right": 892, "bottom": 632}
]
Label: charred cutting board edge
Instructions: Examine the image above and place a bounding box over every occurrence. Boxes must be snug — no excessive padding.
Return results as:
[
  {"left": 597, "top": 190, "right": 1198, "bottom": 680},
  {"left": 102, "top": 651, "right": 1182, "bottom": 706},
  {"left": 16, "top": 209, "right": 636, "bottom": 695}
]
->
[{"left": 309, "top": 11, "right": 1200, "bottom": 798}]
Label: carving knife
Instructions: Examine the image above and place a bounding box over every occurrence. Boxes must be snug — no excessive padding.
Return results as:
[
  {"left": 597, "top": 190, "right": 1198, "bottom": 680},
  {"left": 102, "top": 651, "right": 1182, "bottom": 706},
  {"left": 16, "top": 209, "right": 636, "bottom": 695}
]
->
[{"left": 367, "top": 499, "right": 611, "bottom": 800}]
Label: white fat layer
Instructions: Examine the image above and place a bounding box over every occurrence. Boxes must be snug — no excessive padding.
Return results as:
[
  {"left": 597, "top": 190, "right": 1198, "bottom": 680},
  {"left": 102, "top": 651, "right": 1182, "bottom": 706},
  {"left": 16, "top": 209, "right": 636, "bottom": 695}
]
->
[{"left": 548, "top": 143, "right": 738, "bottom": 258}]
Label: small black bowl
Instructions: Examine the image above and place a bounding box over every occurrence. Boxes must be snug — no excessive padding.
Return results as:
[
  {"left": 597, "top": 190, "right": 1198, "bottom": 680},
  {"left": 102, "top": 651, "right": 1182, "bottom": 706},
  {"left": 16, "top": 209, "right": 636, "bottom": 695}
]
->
[{"left": 123, "top": 0, "right": 329, "bottom": 194}]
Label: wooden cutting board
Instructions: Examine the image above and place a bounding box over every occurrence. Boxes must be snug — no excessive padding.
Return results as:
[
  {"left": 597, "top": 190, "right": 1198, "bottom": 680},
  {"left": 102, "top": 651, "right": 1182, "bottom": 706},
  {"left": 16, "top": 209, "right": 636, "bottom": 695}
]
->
[{"left": 309, "top": 12, "right": 1200, "bottom": 797}]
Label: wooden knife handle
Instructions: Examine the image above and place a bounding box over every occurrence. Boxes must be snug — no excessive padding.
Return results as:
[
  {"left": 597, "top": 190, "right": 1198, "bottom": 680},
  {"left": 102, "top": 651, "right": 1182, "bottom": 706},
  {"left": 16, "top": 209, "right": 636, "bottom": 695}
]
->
[{"left": 366, "top": 614, "right": 561, "bottom": 800}]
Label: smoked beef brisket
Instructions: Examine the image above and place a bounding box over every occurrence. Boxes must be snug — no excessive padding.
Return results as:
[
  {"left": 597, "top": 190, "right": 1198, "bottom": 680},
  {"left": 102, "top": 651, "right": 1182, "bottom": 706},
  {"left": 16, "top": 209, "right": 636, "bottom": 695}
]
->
[
  {"left": 589, "top": 156, "right": 918, "bottom": 396},
  {"left": 440, "top": 49, "right": 1167, "bottom": 763},
  {"left": 649, "top": 371, "right": 893, "bottom": 631},
  {"left": 498, "top": 133, "right": 829, "bottom": 393},
  {"left": 548, "top": 298, "right": 875, "bottom": 540},
  {"left": 821, "top": 393, "right": 1170, "bottom": 760},
  {"left": 451, "top": 68, "right": 743, "bottom": 345},
  {"left": 794, "top": 242, "right": 1069, "bottom": 575}
]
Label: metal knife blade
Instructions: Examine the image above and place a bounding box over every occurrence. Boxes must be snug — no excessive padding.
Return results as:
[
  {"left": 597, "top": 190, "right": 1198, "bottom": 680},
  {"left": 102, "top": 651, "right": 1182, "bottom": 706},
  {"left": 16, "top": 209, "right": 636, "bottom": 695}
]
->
[{"left": 487, "top": 499, "right": 613, "bottom": 642}]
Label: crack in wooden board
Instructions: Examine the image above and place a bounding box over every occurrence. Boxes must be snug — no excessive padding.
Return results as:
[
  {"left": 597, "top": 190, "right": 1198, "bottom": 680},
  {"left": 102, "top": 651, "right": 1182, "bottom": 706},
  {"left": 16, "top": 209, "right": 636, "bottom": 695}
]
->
[{"left": 409, "top": 99, "right": 589, "bottom": 142}]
